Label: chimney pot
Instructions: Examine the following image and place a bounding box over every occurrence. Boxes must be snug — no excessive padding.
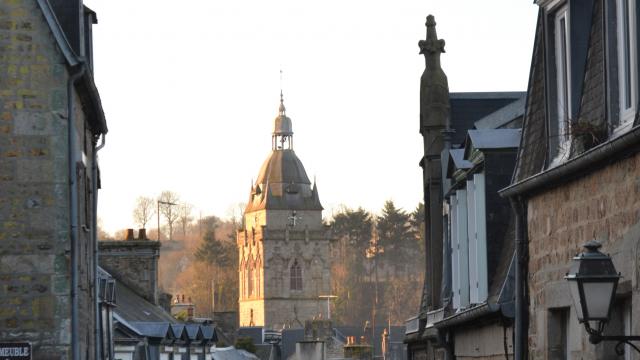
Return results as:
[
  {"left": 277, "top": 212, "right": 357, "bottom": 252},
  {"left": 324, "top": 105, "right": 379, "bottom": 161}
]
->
[
  {"left": 138, "top": 228, "right": 147, "bottom": 240},
  {"left": 125, "top": 229, "right": 134, "bottom": 240}
]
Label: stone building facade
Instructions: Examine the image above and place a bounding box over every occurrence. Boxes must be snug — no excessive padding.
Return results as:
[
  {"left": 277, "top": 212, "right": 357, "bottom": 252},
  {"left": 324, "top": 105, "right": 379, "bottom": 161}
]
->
[
  {"left": 0, "top": 0, "right": 108, "bottom": 358},
  {"left": 237, "top": 94, "right": 332, "bottom": 330},
  {"left": 501, "top": 0, "right": 640, "bottom": 358}
]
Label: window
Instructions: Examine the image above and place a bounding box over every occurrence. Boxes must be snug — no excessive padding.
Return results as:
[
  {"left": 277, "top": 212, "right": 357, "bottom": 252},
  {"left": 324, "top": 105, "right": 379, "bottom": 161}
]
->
[
  {"left": 553, "top": 4, "right": 572, "bottom": 163},
  {"left": 247, "top": 262, "right": 254, "bottom": 297},
  {"left": 548, "top": 308, "right": 570, "bottom": 360},
  {"left": 290, "top": 259, "right": 302, "bottom": 291},
  {"left": 617, "top": 0, "right": 638, "bottom": 129},
  {"left": 623, "top": 299, "right": 632, "bottom": 360}
]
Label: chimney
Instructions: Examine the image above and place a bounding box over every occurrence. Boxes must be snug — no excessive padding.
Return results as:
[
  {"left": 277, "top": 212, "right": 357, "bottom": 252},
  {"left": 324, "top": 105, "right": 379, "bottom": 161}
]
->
[
  {"left": 138, "top": 228, "right": 147, "bottom": 240},
  {"left": 99, "top": 236, "right": 161, "bottom": 304}
]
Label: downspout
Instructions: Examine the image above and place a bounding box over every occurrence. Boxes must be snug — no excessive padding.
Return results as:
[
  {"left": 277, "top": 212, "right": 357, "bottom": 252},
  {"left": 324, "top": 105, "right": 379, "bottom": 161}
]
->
[
  {"left": 68, "top": 62, "right": 86, "bottom": 360},
  {"left": 93, "top": 134, "right": 105, "bottom": 360},
  {"left": 509, "top": 196, "right": 526, "bottom": 360}
]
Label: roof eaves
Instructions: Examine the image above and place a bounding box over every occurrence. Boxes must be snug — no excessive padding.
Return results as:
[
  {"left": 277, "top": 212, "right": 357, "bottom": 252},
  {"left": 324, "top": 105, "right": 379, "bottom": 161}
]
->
[{"left": 449, "top": 91, "right": 526, "bottom": 100}]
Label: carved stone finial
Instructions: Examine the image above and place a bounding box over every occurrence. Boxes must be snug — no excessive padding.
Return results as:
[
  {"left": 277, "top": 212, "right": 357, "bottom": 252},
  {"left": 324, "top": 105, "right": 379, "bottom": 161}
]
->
[
  {"left": 418, "top": 14, "right": 450, "bottom": 133},
  {"left": 419, "top": 14, "right": 445, "bottom": 55}
]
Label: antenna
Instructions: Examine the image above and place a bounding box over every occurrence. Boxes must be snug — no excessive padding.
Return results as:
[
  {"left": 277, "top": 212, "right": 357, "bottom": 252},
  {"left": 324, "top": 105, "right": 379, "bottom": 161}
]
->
[{"left": 280, "top": 68, "right": 283, "bottom": 94}]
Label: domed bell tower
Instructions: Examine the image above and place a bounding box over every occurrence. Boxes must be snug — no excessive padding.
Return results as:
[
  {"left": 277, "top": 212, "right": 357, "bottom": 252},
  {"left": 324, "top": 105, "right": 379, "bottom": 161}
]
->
[
  {"left": 237, "top": 93, "right": 332, "bottom": 330},
  {"left": 273, "top": 91, "right": 293, "bottom": 151}
]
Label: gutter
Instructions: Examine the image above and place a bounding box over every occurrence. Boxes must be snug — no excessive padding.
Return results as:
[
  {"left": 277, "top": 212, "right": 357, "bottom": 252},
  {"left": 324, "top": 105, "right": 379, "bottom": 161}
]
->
[
  {"left": 432, "top": 302, "right": 501, "bottom": 330},
  {"left": 68, "top": 62, "right": 86, "bottom": 360},
  {"left": 500, "top": 125, "right": 640, "bottom": 198},
  {"left": 93, "top": 134, "right": 106, "bottom": 360},
  {"left": 510, "top": 197, "right": 526, "bottom": 360}
]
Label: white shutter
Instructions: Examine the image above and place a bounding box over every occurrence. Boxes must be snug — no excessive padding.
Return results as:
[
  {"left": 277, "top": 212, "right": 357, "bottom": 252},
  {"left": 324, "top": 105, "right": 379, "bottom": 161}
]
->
[
  {"left": 450, "top": 195, "right": 459, "bottom": 310},
  {"left": 456, "top": 189, "right": 469, "bottom": 308},
  {"left": 474, "top": 172, "right": 488, "bottom": 301},
  {"left": 467, "top": 180, "right": 478, "bottom": 304}
]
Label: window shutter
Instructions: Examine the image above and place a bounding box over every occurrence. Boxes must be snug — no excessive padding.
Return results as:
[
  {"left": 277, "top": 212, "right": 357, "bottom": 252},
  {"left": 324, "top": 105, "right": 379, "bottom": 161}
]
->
[
  {"left": 466, "top": 180, "right": 478, "bottom": 304},
  {"left": 456, "top": 189, "right": 470, "bottom": 308},
  {"left": 474, "top": 172, "right": 488, "bottom": 302},
  {"left": 450, "top": 195, "right": 459, "bottom": 310}
]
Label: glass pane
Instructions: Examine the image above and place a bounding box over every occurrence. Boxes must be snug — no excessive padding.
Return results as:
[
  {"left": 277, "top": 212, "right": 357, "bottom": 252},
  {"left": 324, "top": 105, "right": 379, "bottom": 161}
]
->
[
  {"left": 568, "top": 280, "right": 584, "bottom": 320},
  {"left": 583, "top": 282, "right": 615, "bottom": 319},
  {"left": 623, "top": 0, "right": 632, "bottom": 109}
]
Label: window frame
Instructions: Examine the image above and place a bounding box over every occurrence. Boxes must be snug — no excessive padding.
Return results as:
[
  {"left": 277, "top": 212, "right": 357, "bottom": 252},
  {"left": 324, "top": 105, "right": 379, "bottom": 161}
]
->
[
  {"left": 290, "top": 259, "right": 303, "bottom": 292},
  {"left": 551, "top": 3, "right": 572, "bottom": 165},
  {"left": 616, "top": 0, "right": 638, "bottom": 130}
]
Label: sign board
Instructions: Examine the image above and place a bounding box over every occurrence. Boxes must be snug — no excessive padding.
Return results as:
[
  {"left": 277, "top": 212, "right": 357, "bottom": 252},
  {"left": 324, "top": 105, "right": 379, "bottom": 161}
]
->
[{"left": 0, "top": 343, "right": 31, "bottom": 360}]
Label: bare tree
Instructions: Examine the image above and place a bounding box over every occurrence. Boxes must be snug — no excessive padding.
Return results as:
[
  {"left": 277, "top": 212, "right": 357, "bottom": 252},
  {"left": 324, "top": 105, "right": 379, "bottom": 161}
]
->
[
  {"left": 158, "top": 191, "right": 180, "bottom": 241},
  {"left": 133, "top": 196, "right": 155, "bottom": 229},
  {"left": 177, "top": 202, "right": 194, "bottom": 238}
]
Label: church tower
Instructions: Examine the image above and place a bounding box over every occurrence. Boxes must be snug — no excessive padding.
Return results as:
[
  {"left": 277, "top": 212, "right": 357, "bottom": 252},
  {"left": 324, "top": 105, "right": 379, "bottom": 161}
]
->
[{"left": 237, "top": 93, "right": 332, "bottom": 330}]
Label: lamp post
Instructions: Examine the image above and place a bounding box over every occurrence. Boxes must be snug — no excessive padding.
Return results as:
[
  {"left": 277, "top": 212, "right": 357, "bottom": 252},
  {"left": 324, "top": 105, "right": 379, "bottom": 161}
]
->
[
  {"left": 565, "top": 240, "right": 640, "bottom": 355},
  {"left": 157, "top": 200, "right": 177, "bottom": 241},
  {"left": 319, "top": 295, "right": 338, "bottom": 320}
]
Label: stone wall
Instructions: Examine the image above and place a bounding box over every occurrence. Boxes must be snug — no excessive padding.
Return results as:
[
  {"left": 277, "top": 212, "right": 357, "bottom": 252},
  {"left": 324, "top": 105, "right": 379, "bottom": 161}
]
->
[
  {"left": 238, "top": 222, "right": 331, "bottom": 329},
  {"left": 99, "top": 240, "right": 160, "bottom": 304},
  {"left": 453, "top": 322, "right": 513, "bottom": 359},
  {"left": 526, "top": 151, "right": 640, "bottom": 359},
  {"left": 0, "top": 0, "right": 97, "bottom": 358}
]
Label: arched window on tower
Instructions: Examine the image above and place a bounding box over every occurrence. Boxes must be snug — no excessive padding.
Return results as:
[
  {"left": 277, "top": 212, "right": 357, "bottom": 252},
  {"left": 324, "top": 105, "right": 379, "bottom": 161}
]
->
[
  {"left": 255, "top": 259, "right": 261, "bottom": 297},
  {"left": 290, "top": 259, "right": 303, "bottom": 291},
  {"left": 247, "top": 261, "right": 254, "bottom": 297}
]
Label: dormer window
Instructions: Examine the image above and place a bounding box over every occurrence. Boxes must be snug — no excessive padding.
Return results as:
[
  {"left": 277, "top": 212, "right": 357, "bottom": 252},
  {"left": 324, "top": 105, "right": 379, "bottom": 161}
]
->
[
  {"left": 616, "top": 0, "right": 638, "bottom": 130},
  {"left": 552, "top": 4, "right": 572, "bottom": 164}
]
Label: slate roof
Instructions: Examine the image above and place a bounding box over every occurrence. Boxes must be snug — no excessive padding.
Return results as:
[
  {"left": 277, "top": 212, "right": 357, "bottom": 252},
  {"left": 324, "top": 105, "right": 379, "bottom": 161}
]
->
[
  {"left": 113, "top": 280, "right": 176, "bottom": 323},
  {"left": 449, "top": 92, "right": 525, "bottom": 144},
  {"left": 512, "top": 11, "right": 548, "bottom": 183},
  {"left": 129, "top": 322, "right": 175, "bottom": 339},
  {"left": 35, "top": 0, "right": 108, "bottom": 134},
  {"left": 211, "top": 347, "right": 260, "bottom": 360},
  {"left": 246, "top": 149, "right": 323, "bottom": 212},
  {"left": 465, "top": 129, "right": 521, "bottom": 153},
  {"left": 185, "top": 324, "right": 204, "bottom": 341},
  {"left": 474, "top": 96, "right": 526, "bottom": 130}
]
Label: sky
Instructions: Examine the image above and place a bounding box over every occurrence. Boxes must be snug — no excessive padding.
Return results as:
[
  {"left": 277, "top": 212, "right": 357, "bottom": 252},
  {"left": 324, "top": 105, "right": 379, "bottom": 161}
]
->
[{"left": 85, "top": 0, "right": 539, "bottom": 234}]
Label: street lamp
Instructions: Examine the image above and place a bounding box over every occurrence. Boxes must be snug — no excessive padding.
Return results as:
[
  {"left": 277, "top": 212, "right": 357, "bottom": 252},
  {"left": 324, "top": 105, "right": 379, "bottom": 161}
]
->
[{"left": 565, "top": 240, "right": 640, "bottom": 355}]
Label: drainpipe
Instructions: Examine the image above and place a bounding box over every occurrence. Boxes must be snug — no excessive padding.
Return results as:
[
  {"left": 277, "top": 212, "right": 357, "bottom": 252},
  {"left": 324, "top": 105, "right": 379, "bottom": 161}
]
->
[
  {"left": 509, "top": 196, "right": 526, "bottom": 360},
  {"left": 93, "top": 134, "right": 105, "bottom": 360},
  {"left": 68, "top": 62, "right": 86, "bottom": 360}
]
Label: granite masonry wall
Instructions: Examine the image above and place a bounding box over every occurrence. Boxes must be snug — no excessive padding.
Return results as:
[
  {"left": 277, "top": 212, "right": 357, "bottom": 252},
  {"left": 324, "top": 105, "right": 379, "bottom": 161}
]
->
[
  {"left": 527, "top": 152, "right": 640, "bottom": 359},
  {"left": 0, "top": 0, "right": 97, "bottom": 358}
]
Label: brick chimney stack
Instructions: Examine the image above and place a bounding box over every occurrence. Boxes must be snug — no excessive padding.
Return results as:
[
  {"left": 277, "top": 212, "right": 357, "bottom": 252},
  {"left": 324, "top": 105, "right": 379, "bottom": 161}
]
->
[{"left": 99, "top": 236, "right": 161, "bottom": 304}]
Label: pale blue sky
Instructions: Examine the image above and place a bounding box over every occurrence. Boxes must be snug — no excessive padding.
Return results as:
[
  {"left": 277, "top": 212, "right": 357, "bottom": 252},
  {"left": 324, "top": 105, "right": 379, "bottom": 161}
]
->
[{"left": 85, "top": 0, "right": 539, "bottom": 233}]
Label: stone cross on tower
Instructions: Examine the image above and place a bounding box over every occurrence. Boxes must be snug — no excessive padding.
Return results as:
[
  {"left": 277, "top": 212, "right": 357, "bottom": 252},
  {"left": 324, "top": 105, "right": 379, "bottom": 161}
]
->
[{"left": 288, "top": 210, "right": 302, "bottom": 227}]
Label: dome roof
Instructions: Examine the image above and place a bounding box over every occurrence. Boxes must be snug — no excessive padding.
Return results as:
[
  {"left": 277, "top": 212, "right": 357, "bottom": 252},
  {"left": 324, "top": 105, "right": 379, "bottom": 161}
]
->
[
  {"left": 246, "top": 149, "right": 322, "bottom": 212},
  {"left": 273, "top": 92, "right": 293, "bottom": 136},
  {"left": 273, "top": 114, "right": 293, "bottom": 136},
  {"left": 256, "top": 149, "right": 310, "bottom": 185}
]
